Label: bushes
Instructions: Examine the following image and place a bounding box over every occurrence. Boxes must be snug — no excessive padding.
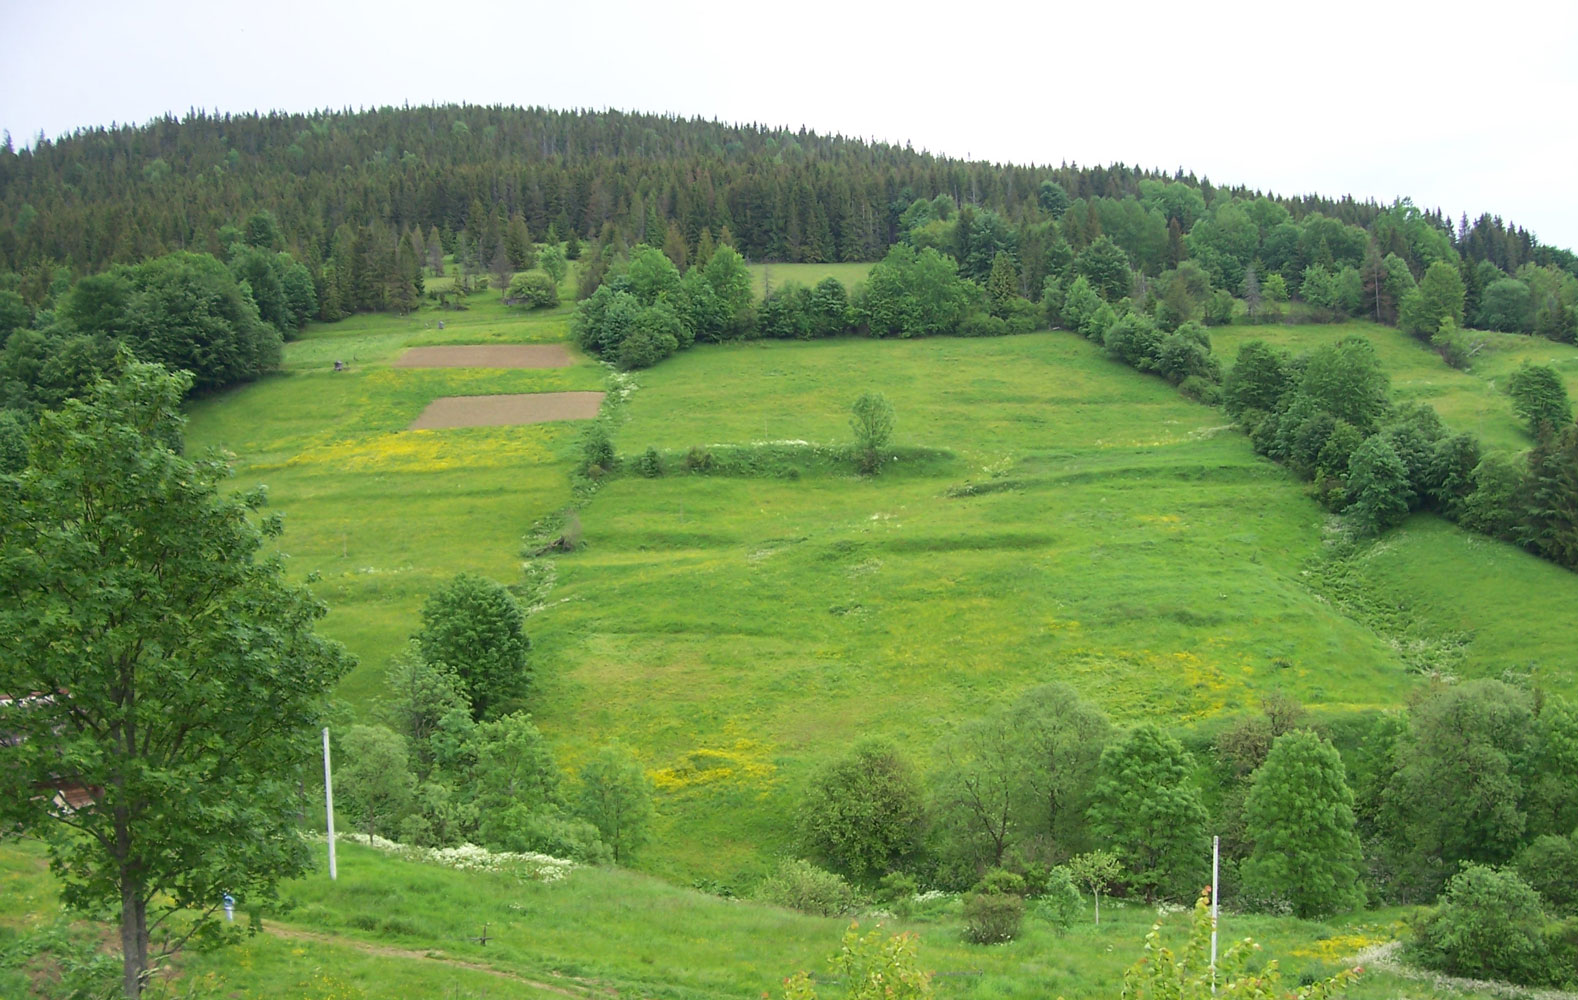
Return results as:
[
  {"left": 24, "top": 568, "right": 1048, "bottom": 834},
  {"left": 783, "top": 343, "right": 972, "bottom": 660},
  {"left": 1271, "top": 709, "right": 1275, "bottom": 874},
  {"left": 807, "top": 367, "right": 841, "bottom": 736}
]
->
[
  {"left": 507, "top": 271, "right": 559, "bottom": 309},
  {"left": 757, "top": 859, "right": 860, "bottom": 916},
  {"left": 1409, "top": 864, "right": 1568, "bottom": 987},
  {"left": 963, "top": 870, "right": 1025, "bottom": 943}
]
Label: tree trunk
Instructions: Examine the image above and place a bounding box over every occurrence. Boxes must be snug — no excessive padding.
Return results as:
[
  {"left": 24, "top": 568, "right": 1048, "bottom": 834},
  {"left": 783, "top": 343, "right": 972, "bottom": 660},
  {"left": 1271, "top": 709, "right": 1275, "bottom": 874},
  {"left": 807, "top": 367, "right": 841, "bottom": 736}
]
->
[{"left": 120, "top": 880, "right": 146, "bottom": 998}]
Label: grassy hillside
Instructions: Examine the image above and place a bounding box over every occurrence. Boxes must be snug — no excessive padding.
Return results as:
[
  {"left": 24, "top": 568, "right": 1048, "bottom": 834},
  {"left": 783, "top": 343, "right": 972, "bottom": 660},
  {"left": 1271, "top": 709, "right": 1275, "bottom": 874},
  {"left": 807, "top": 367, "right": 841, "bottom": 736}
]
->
[
  {"left": 0, "top": 837, "right": 1469, "bottom": 1000},
  {"left": 11, "top": 291, "right": 1578, "bottom": 998},
  {"left": 183, "top": 287, "right": 604, "bottom": 703},
  {"left": 527, "top": 332, "right": 1578, "bottom": 883},
  {"left": 1210, "top": 319, "right": 1578, "bottom": 453}
]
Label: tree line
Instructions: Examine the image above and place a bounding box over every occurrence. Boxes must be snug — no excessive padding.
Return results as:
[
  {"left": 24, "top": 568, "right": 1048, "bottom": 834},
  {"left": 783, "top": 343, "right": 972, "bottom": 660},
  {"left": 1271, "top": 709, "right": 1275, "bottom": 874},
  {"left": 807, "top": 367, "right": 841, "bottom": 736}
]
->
[{"left": 777, "top": 681, "right": 1578, "bottom": 983}]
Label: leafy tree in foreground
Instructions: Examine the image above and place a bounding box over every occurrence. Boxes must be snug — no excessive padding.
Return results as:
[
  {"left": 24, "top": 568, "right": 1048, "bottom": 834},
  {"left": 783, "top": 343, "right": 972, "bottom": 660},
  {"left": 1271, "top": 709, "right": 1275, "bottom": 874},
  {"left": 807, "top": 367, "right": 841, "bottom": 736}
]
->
[
  {"left": 783, "top": 923, "right": 933, "bottom": 1000},
  {"left": 0, "top": 359, "right": 353, "bottom": 998},
  {"left": 1241, "top": 732, "right": 1365, "bottom": 917},
  {"left": 1122, "top": 889, "right": 1359, "bottom": 1000},
  {"left": 415, "top": 572, "right": 530, "bottom": 719},
  {"left": 797, "top": 740, "right": 926, "bottom": 884},
  {"left": 1087, "top": 724, "right": 1207, "bottom": 902}
]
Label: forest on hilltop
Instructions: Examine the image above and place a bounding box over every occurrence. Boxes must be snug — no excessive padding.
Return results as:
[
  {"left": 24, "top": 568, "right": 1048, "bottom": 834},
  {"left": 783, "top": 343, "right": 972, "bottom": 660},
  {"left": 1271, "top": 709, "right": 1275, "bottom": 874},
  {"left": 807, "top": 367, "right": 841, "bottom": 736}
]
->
[{"left": 2, "top": 104, "right": 1573, "bottom": 297}]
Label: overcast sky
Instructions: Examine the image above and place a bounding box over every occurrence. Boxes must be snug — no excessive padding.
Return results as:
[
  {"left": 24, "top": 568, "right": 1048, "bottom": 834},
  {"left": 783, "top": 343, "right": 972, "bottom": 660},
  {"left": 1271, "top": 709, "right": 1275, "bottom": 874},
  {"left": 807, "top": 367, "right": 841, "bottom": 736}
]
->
[{"left": 5, "top": 0, "right": 1576, "bottom": 251}]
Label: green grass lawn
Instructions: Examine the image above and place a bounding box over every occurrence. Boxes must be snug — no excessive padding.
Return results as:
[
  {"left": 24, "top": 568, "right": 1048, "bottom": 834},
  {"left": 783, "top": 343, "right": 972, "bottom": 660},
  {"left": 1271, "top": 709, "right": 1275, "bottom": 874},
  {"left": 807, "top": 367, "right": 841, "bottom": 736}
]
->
[
  {"left": 0, "top": 838, "right": 1470, "bottom": 1000},
  {"left": 1210, "top": 319, "right": 1578, "bottom": 453}
]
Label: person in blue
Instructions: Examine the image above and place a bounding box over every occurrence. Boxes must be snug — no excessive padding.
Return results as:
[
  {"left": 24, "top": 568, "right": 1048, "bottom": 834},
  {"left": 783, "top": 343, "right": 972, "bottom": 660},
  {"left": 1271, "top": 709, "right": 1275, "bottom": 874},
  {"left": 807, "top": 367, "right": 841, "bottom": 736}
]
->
[{"left": 223, "top": 893, "right": 235, "bottom": 922}]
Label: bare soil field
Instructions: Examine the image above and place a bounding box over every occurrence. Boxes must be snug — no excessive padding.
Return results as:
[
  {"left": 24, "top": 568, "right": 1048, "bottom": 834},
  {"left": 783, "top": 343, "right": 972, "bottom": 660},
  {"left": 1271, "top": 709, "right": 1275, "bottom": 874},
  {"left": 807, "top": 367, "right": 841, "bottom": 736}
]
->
[
  {"left": 393, "top": 344, "right": 575, "bottom": 368},
  {"left": 408, "top": 392, "right": 605, "bottom": 429}
]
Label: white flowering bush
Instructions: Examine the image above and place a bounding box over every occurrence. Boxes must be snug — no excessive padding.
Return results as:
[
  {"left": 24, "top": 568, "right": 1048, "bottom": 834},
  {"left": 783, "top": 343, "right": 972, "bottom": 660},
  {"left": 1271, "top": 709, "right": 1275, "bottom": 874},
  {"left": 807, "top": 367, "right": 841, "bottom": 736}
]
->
[{"left": 318, "top": 832, "right": 576, "bottom": 883}]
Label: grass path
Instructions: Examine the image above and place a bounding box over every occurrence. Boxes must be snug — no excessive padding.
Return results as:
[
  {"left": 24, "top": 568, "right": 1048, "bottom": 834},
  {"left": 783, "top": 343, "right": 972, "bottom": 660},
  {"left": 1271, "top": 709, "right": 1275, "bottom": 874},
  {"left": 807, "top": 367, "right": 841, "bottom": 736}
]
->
[{"left": 266, "top": 925, "right": 596, "bottom": 999}]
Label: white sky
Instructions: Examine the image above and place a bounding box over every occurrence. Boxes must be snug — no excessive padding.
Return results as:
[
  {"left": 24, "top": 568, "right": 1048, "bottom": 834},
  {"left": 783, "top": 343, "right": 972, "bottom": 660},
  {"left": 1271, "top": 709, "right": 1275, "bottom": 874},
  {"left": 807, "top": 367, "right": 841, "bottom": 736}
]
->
[{"left": 4, "top": 0, "right": 1577, "bottom": 252}]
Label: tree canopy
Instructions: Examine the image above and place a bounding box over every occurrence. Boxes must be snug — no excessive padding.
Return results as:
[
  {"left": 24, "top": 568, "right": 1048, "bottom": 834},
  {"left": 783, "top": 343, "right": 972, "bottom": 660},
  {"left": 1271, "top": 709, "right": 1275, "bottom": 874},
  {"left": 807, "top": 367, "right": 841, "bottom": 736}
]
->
[{"left": 0, "top": 358, "right": 353, "bottom": 997}]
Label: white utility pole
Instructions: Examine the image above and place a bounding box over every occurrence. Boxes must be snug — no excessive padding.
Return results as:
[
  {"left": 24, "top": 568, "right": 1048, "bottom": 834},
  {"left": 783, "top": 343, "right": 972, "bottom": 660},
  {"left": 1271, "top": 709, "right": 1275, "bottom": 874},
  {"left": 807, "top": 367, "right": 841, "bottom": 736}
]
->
[
  {"left": 1210, "top": 835, "right": 1220, "bottom": 994},
  {"left": 323, "top": 727, "right": 337, "bottom": 880}
]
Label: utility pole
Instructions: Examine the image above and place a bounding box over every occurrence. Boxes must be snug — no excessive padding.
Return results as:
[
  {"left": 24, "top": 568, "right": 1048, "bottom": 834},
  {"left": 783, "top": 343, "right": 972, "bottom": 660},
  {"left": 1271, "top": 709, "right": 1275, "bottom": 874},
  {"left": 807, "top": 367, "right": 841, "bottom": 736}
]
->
[
  {"left": 324, "top": 727, "right": 338, "bottom": 880},
  {"left": 1210, "top": 835, "right": 1219, "bottom": 994}
]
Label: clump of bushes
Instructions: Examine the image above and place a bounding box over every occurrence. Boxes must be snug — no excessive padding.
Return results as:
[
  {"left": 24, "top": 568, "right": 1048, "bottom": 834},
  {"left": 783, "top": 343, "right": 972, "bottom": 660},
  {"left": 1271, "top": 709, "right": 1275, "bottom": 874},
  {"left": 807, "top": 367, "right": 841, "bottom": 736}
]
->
[
  {"left": 1408, "top": 864, "right": 1577, "bottom": 988},
  {"left": 756, "top": 858, "right": 860, "bottom": 916},
  {"left": 506, "top": 271, "right": 559, "bottom": 309},
  {"left": 962, "top": 869, "right": 1025, "bottom": 944}
]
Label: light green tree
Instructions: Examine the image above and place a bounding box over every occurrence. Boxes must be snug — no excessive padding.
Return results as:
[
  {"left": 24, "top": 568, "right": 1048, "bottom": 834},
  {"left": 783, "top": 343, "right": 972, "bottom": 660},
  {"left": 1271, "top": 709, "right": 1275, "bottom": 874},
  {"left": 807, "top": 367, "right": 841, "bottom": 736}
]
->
[
  {"left": 784, "top": 924, "right": 933, "bottom": 1000},
  {"left": 538, "top": 243, "right": 568, "bottom": 286},
  {"left": 1068, "top": 850, "right": 1122, "bottom": 924},
  {"left": 1087, "top": 724, "right": 1208, "bottom": 902},
  {"left": 850, "top": 392, "right": 895, "bottom": 474},
  {"left": 1241, "top": 732, "right": 1365, "bottom": 917},
  {"left": 0, "top": 359, "right": 353, "bottom": 998},
  {"left": 577, "top": 743, "right": 655, "bottom": 864},
  {"left": 1122, "top": 889, "right": 1359, "bottom": 1000},
  {"left": 338, "top": 724, "right": 416, "bottom": 845},
  {"left": 1399, "top": 260, "right": 1466, "bottom": 337}
]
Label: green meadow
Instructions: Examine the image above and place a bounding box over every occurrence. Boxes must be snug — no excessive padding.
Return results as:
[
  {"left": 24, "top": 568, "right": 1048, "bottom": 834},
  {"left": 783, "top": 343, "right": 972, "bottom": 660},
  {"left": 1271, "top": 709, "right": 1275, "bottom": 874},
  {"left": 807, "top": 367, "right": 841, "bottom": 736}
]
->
[
  {"left": 1210, "top": 319, "right": 1578, "bottom": 453},
  {"left": 746, "top": 261, "right": 873, "bottom": 299},
  {"left": 12, "top": 282, "right": 1578, "bottom": 997},
  {"left": 527, "top": 331, "right": 1578, "bottom": 883},
  {"left": 0, "top": 838, "right": 1487, "bottom": 1000},
  {"left": 183, "top": 284, "right": 605, "bottom": 703}
]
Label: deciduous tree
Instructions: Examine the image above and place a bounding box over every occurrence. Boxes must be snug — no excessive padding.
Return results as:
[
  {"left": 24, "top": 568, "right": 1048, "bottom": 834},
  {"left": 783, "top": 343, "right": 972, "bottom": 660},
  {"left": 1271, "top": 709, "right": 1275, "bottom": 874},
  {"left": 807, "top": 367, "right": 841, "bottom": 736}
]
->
[
  {"left": 1241, "top": 732, "right": 1364, "bottom": 917},
  {"left": 0, "top": 359, "right": 353, "bottom": 998}
]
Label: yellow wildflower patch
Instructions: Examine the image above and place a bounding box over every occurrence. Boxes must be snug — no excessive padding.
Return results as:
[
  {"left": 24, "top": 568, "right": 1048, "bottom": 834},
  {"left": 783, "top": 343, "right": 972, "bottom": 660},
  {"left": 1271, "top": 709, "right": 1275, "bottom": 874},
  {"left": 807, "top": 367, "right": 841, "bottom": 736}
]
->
[
  {"left": 1290, "top": 931, "right": 1389, "bottom": 962},
  {"left": 288, "top": 429, "right": 559, "bottom": 473},
  {"left": 650, "top": 739, "right": 777, "bottom": 794}
]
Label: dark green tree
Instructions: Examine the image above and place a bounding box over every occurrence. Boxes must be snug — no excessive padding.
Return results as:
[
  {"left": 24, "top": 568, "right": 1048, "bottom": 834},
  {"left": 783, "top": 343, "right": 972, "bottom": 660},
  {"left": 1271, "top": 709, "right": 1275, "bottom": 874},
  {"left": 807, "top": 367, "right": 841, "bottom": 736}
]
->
[
  {"left": 1383, "top": 680, "right": 1534, "bottom": 895},
  {"left": 985, "top": 252, "right": 1020, "bottom": 318},
  {"left": 415, "top": 573, "right": 530, "bottom": 719},
  {"left": 797, "top": 741, "right": 926, "bottom": 884},
  {"left": 1073, "top": 236, "right": 1131, "bottom": 301},
  {"left": 1223, "top": 341, "right": 1293, "bottom": 418},
  {"left": 1346, "top": 435, "right": 1414, "bottom": 534},
  {"left": 1507, "top": 363, "right": 1572, "bottom": 435},
  {"left": 0, "top": 359, "right": 353, "bottom": 998}
]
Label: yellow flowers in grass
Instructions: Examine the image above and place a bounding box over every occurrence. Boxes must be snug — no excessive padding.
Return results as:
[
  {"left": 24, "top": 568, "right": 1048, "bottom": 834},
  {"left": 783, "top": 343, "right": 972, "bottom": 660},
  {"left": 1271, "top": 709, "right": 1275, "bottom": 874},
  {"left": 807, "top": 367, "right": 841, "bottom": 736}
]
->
[
  {"left": 289, "top": 428, "right": 559, "bottom": 474},
  {"left": 650, "top": 739, "right": 776, "bottom": 794}
]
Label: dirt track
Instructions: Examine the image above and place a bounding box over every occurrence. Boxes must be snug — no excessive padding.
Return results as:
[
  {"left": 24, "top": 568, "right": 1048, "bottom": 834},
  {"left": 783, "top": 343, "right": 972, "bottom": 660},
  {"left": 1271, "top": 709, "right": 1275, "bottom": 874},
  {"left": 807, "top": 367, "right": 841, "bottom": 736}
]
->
[
  {"left": 408, "top": 392, "right": 605, "bottom": 429},
  {"left": 394, "top": 344, "right": 575, "bottom": 368}
]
